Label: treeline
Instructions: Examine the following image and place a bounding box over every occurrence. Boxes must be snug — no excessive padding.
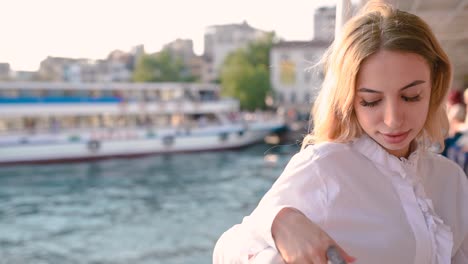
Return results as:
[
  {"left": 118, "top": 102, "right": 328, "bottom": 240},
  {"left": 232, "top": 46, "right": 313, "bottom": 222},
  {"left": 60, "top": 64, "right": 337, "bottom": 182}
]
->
[
  {"left": 133, "top": 50, "right": 197, "bottom": 83},
  {"left": 133, "top": 32, "right": 276, "bottom": 111}
]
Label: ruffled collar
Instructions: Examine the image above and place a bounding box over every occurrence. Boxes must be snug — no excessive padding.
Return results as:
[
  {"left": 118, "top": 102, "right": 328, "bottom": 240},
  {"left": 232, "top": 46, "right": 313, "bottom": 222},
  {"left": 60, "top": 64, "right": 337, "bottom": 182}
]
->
[
  {"left": 351, "top": 134, "right": 421, "bottom": 178},
  {"left": 352, "top": 134, "right": 453, "bottom": 263}
]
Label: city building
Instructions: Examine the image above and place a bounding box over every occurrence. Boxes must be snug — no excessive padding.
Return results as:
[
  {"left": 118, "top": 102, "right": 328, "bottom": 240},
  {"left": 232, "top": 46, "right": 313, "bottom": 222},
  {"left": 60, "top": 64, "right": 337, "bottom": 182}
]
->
[
  {"left": 13, "top": 71, "right": 37, "bottom": 82},
  {"left": 164, "top": 39, "right": 195, "bottom": 64},
  {"left": 37, "top": 57, "right": 80, "bottom": 82},
  {"left": 270, "top": 40, "right": 331, "bottom": 115},
  {"left": 314, "top": 6, "right": 337, "bottom": 41},
  {"left": 68, "top": 59, "right": 132, "bottom": 83},
  {"left": 203, "top": 21, "right": 270, "bottom": 82},
  {"left": 130, "top": 44, "right": 145, "bottom": 71},
  {"left": 269, "top": 5, "right": 335, "bottom": 116},
  {"left": 37, "top": 49, "right": 136, "bottom": 83},
  {"left": 0, "top": 63, "right": 11, "bottom": 81},
  {"left": 164, "top": 39, "right": 203, "bottom": 81}
]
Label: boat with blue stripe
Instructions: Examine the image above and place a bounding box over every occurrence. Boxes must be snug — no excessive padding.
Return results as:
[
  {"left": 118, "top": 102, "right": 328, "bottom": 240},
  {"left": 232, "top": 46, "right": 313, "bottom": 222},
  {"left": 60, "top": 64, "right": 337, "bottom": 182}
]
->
[{"left": 0, "top": 82, "right": 286, "bottom": 165}]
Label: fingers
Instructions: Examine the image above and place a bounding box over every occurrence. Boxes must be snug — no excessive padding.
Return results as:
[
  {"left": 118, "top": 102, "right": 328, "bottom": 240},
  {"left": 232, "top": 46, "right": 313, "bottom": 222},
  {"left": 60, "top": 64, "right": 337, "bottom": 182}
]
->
[
  {"left": 326, "top": 245, "right": 346, "bottom": 264},
  {"left": 333, "top": 244, "right": 356, "bottom": 263},
  {"left": 311, "top": 252, "right": 329, "bottom": 264},
  {"left": 279, "top": 244, "right": 354, "bottom": 264},
  {"left": 279, "top": 237, "right": 355, "bottom": 264},
  {"left": 281, "top": 251, "right": 328, "bottom": 264}
]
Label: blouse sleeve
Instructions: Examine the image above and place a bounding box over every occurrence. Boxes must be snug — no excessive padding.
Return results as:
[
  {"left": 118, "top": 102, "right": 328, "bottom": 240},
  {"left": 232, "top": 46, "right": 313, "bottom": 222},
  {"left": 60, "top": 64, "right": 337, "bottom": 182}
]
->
[
  {"left": 453, "top": 238, "right": 468, "bottom": 264},
  {"left": 213, "top": 148, "right": 332, "bottom": 263},
  {"left": 452, "top": 169, "right": 468, "bottom": 264}
]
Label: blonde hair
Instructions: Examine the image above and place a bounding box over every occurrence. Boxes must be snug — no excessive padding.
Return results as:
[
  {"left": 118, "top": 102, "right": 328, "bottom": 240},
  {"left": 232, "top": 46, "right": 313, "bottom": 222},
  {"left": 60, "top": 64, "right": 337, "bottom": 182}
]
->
[{"left": 302, "top": 1, "right": 452, "bottom": 150}]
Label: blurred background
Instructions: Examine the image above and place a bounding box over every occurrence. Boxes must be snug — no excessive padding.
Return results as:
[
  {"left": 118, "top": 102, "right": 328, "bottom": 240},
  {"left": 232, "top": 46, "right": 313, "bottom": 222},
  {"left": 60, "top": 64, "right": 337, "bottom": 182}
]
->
[{"left": 0, "top": 0, "right": 467, "bottom": 263}]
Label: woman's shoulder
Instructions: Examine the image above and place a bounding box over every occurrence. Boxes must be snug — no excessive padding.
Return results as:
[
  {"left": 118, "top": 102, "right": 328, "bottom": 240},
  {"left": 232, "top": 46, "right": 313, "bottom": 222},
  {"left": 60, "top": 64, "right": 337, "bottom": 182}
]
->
[
  {"left": 422, "top": 151, "right": 467, "bottom": 184},
  {"left": 301, "top": 141, "right": 354, "bottom": 159},
  {"left": 287, "top": 141, "right": 357, "bottom": 171},
  {"left": 423, "top": 151, "right": 464, "bottom": 172}
]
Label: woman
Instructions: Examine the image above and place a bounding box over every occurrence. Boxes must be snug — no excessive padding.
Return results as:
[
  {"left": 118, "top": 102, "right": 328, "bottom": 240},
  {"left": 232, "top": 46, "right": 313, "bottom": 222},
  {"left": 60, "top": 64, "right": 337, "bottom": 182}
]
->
[{"left": 213, "top": 1, "right": 468, "bottom": 264}]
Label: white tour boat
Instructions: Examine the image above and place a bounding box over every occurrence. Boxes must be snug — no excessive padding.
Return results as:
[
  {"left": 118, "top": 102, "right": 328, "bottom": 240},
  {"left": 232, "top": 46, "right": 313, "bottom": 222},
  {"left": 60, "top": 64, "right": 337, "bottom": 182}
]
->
[{"left": 0, "top": 82, "right": 286, "bottom": 165}]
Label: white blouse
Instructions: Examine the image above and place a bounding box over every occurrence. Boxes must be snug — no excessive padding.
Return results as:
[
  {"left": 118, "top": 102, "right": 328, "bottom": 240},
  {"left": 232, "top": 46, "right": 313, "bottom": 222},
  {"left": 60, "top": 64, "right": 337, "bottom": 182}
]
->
[{"left": 213, "top": 135, "right": 468, "bottom": 264}]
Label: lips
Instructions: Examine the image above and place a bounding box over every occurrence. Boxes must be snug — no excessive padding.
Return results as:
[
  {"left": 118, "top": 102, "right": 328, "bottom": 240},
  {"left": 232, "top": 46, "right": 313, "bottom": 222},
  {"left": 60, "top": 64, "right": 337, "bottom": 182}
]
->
[{"left": 381, "top": 130, "right": 410, "bottom": 144}]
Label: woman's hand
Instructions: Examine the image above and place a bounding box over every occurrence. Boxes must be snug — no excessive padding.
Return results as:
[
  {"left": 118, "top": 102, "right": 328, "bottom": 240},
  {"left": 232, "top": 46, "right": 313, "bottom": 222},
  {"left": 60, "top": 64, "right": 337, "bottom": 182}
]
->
[{"left": 271, "top": 207, "right": 356, "bottom": 264}]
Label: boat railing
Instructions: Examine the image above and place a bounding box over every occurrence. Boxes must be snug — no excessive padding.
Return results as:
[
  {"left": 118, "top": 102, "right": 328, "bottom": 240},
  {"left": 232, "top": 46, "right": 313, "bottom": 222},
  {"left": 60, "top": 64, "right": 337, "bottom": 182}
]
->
[
  {"left": 0, "top": 96, "right": 193, "bottom": 104},
  {"left": 0, "top": 120, "right": 244, "bottom": 138},
  {"left": 0, "top": 96, "right": 122, "bottom": 104},
  {"left": 242, "top": 111, "right": 285, "bottom": 123},
  {"left": 0, "top": 98, "right": 240, "bottom": 117}
]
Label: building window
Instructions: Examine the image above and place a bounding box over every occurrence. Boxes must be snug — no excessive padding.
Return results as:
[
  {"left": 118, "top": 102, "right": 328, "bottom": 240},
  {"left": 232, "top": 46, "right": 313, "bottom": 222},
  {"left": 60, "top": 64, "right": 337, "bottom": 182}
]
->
[
  {"left": 277, "top": 92, "right": 284, "bottom": 104},
  {"left": 304, "top": 92, "right": 311, "bottom": 103},
  {"left": 290, "top": 92, "right": 296, "bottom": 103},
  {"left": 280, "top": 60, "right": 296, "bottom": 85}
]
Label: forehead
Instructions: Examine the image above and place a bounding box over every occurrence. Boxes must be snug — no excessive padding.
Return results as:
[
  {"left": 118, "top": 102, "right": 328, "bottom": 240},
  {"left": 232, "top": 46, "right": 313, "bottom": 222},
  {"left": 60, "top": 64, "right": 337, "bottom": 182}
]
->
[{"left": 356, "top": 50, "right": 431, "bottom": 89}]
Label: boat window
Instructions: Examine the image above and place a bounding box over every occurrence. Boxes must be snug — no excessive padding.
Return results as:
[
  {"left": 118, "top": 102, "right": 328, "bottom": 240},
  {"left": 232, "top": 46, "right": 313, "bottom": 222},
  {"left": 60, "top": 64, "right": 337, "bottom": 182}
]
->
[
  {"left": 162, "top": 135, "right": 174, "bottom": 146},
  {"left": 7, "top": 118, "right": 22, "bottom": 132},
  {"left": 219, "top": 132, "right": 228, "bottom": 142},
  {"left": 1, "top": 89, "right": 19, "bottom": 98},
  {"left": 184, "top": 89, "right": 195, "bottom": 100},
  {"left": 127, "top": 115, "right": 137, "bottom": 127},
  {"left": 19, "top": 89, "right": 44, "bottom": 98},
  {"left": 90, "top": 90, "right": 101, "bottom": 98},
  {"left": 102, "top": 114, "right": 114, "bottom": 128},
  {"left": 0, "top": 119, "right": 6, "bottom": 133},
  {"left": 171, "top": 114, "right": 184, "bottom": 127},
  {"left": 75, "top": 90, "right": 90, "bottom": 98},
  {"left": 49, "top": 117, "right": 61, "bottom": 132},
  {"left": 47, "top": 90, "right": 65, "bottom": 97},
  {"left": 101, "top": 90, "right": 114, "bottom": 98},
  {"left": 199, "top": 90, "right": 216, "bottom": 101},
  {"left": 127, "top": 89, "right": 142, "bottom": 102},
  {"left": 23, "top": 117, "right": 36, "bottom": 132},
  {"left": 173, "top": 89, "right": 184, "bottom": 100},
  {"left": 154, "top": 115, "right": 170, "bottom": 127},
  {"left": 161, "top": 90, "right": 173, "bottom": 101},
  {"left": 63, "top": 90, "right": 74, "bottom": 97}
]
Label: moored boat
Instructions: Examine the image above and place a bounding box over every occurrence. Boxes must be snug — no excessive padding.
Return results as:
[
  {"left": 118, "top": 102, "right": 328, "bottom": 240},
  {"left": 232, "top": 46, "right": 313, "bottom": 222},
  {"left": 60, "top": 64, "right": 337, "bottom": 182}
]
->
[{"left": 0, "top": 82, "right": 286, "bottom": 165}]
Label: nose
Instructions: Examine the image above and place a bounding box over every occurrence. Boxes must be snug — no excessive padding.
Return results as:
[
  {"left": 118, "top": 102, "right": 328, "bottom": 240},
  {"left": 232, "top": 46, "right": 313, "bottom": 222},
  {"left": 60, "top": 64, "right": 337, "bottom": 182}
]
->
[{"left": 383, "top": 101, "right": 404, "bottom": 129}]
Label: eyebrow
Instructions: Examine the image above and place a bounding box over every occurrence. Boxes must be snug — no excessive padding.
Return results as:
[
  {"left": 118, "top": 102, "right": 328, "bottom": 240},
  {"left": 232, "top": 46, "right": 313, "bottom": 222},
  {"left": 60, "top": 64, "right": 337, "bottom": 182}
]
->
[{"left": 358, "top": 80, "right": 426, "bottom": 93}]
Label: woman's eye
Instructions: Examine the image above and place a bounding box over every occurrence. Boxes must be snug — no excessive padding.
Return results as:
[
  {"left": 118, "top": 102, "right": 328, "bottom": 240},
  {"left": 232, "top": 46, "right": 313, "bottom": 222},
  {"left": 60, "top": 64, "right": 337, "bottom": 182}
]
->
[
  {"left": 359, "top": 99, "right": 381, "bottom": 107},
  {"left": 402, "top": 95, "right": 421, "bottom": 102}
]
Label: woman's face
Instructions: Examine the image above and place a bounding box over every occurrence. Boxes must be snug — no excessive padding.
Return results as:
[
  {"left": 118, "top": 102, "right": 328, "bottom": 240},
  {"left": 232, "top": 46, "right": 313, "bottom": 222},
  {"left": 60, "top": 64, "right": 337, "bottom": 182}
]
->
[{"left": 354, "top": 50, "right": 431, "bottom": 158}]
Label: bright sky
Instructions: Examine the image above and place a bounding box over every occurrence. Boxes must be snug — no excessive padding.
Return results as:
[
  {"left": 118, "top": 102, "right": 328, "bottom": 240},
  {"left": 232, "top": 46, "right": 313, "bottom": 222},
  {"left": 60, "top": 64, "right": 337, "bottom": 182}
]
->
[{"left": 0, "top": 0, "right": 337, "bottom": 71}]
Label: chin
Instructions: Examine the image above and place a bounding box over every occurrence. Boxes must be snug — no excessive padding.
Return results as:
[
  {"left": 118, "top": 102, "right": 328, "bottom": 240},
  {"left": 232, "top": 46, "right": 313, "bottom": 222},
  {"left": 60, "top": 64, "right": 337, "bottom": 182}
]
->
[{"left": 372, "top": 133, "right": 413, "bottom": 157}]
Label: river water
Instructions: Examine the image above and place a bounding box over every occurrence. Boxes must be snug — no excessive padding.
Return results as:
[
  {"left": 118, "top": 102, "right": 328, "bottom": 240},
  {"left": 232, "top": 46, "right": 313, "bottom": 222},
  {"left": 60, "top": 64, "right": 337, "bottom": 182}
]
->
[{"left": 0, "top": 143, "right": 298, "bottom": 264}]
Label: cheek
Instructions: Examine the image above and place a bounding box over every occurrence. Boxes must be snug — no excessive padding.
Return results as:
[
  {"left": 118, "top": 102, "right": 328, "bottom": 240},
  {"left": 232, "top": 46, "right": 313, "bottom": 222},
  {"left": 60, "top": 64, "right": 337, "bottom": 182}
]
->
[
  {"left": 354, "top": 107, "right": 378, "bottom": 128},
  {"left": 411, "top": 102, "right": 430, "bottom": 124}
]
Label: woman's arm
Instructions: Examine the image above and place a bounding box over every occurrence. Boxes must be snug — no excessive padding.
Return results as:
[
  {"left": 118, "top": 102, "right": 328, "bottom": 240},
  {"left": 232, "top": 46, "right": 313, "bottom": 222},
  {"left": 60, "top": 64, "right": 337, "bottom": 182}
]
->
[
  {"left": 270, "top": 207, "right": 355, "bottom": 264},
  {"left": 213, "top": 224, "right": 252, "bottom": 264},
  {"left": 213, "top": 207, "right": 355, "bottom": 264},
  {"left": 213, "top": 149, "right": 355, "bottom": 263}
]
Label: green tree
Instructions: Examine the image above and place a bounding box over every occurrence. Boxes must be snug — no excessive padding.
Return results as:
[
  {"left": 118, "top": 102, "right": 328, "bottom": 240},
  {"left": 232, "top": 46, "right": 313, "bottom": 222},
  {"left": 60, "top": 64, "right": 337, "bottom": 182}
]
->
[
  {"left": 133, "top": 49, "right": 196, "bottom": 82},
  {"left": 220, "top": 32, "right": 275, "bottom": 110}
]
